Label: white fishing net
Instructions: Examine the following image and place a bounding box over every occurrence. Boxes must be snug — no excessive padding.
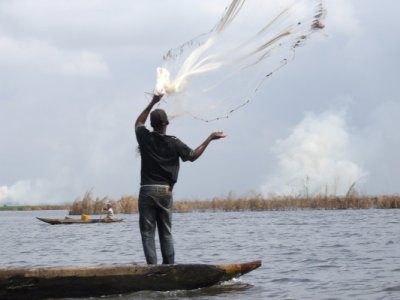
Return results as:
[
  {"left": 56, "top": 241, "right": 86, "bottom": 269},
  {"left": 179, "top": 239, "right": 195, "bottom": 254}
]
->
[{"left": 154, "top": 0, "right": 326, "bottom": 122}]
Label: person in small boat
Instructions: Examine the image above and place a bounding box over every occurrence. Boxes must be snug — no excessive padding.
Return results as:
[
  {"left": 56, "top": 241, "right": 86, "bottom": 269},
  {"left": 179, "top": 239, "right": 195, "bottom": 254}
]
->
[
  {"left": 103, "top": 202, "right": 114, "bottom": 220},
  {"left": 135, "top": 93, "right": 226, "bottom": 265}
]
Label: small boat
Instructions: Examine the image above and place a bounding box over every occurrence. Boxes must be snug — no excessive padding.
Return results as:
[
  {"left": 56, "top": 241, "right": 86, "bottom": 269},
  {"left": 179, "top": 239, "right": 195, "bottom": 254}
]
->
[
  {"left": 0, "top": 260, "right": 261, "bottom": 299},
  {"left": 36, "top": 217, "right": 124, "bottom": 225}
]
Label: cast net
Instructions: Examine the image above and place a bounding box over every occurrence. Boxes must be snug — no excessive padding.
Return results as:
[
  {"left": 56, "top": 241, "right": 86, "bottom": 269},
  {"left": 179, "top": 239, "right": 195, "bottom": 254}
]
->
[{"left": 154, "top": 0, "right": 326, "bottom": 122}]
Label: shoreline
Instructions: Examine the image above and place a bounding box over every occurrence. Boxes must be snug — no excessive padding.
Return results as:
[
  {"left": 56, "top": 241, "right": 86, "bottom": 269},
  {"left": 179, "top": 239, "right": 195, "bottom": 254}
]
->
[{"left": 2, "top": 194, "right": 399, "bottom": 213}]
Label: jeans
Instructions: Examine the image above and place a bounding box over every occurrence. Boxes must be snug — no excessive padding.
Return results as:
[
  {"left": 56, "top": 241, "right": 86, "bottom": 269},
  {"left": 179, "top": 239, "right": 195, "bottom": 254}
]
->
[{"left": 138, "top": 185, "right": 174, "bottom": 264}]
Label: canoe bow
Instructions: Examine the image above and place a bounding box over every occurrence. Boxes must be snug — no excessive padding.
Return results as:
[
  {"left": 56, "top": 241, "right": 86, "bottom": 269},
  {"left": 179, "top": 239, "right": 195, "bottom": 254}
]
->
[{"left": 0, "top": 260, "right": 261, "bottom": 299}]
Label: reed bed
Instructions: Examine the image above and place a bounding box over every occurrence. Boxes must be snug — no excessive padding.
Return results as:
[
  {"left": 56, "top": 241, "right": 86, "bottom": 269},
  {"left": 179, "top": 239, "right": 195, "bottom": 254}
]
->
[
  {"left": 68, "top": 192, "right": 400, "bottom": 215},
  {"left": 0, "top": 204, "right": 69, "bottom": 211},
  {"left": 68, "top": 192, "right": 138, "bottom": 215}
]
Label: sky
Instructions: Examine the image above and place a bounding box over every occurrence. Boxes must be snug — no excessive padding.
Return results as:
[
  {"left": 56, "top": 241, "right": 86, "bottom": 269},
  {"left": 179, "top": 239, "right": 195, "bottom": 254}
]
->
[{"left": 1, "top": 0, "right": 399, "bottom": 205}]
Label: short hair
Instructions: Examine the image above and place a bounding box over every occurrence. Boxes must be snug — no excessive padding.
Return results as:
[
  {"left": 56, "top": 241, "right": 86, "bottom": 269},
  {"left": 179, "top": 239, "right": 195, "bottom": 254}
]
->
[{"left": 150, "top": 109, "right": 169, "bottom": 127}]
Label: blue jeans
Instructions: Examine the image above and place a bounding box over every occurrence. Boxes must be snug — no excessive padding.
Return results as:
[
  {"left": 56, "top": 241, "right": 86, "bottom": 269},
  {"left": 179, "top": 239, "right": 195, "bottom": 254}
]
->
[{"left": 138, "top": 185, "right": 174, "bottom": 264}]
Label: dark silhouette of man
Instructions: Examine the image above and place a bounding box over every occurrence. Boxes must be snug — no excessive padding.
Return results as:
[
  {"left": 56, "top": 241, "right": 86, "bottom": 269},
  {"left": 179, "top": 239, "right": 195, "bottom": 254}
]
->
[{"left": 135, "top": 93, "right": 226, "bottom": 264}]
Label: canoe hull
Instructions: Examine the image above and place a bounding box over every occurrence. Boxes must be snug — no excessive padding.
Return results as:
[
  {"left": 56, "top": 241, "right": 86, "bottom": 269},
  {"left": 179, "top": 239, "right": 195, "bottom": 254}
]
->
[
  {"left": 36, "top": 217, "right": 124, "bottom": 225},
  {"left": 0, "top": 261, "right": 261, "bottom": 299}
]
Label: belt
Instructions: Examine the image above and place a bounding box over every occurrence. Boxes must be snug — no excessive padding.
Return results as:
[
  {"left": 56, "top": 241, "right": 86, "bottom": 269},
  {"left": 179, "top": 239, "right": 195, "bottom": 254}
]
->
[{"left": 140, "top": 184, "right": 172, "bottom": 192}]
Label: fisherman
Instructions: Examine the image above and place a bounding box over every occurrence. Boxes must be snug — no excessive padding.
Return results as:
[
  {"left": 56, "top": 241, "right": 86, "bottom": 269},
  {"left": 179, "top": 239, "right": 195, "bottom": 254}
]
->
[
  {"left": 135, "top": 93, "right": 226, "bottom": 264},
  {"left": 103, "top": 202, "right": 114, "bottom": 219}
]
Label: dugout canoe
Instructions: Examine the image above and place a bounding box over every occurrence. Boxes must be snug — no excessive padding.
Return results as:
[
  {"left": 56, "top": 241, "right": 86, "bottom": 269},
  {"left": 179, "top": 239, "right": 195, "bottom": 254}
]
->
[
  {"left": 0, "top": 260, "right": 261, "bottom": 299},
  {"left": 36, "top": 217, "right": 124, "bottom": 225}
]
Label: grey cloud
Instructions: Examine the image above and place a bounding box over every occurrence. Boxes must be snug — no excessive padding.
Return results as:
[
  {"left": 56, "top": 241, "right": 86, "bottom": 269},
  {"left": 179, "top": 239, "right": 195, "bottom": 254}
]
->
[{"left": 1, "top": 0, "right": 400, "bottom": 204}]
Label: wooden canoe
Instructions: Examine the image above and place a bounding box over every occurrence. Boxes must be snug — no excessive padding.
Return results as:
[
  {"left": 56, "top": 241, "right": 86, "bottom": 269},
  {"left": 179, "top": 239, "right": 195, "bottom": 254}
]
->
[
  {"left": 36, "top": 217, "right": 124, "bottom": 225},
  {"left": 0, "top": 260, "right": 261, "bottom": 299}
]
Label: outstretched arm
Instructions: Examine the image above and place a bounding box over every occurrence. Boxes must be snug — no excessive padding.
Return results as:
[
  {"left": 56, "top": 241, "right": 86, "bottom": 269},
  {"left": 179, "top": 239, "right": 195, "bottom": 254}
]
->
[
  {"left": 189, "top": 131, "right": 226, "bottom": 162},
  {"left": 135, "top": 94, "right": 162, "bottom": 128}
]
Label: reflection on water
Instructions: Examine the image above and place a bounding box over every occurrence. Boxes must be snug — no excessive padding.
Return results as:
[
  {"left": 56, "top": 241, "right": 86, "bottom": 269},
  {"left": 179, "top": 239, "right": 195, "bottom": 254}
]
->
[
  {"left": 1, "top": 209, "right": 399, "bottom": 299},
  {"left": 113, "top": 280, "right": 254, "bottom": 300}
]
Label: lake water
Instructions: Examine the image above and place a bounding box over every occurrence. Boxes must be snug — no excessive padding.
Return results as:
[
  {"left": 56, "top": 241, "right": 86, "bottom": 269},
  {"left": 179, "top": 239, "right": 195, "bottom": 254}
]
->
[{"left": 1, "top": 209, "right": 399, "bottom": 299}]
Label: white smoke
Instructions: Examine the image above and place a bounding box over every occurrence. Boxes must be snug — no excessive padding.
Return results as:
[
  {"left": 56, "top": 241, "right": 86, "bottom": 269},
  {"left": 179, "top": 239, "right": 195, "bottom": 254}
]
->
[
  {"left": 261, "top": 110, "right": 367, "bottom": 197},
  {"left": 0, "top": 179, "right": 53, "bottom": 205},
  {"left": 0, "top": 99, "right": 137, "bottom": 205}
]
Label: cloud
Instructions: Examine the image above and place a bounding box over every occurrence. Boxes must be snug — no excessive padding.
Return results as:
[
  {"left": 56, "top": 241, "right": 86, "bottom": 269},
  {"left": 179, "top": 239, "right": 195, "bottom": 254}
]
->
[
  {"left": 0, "top": 96, "right": 138, "bottom": 205},
  {"left": 261, "top": 110, "right": 367, "bottom": 196},
  {"left": 0, "top": 32, "right": 109, "bottom": 77},
  {"left": 0, "top": 0, "right": 227, "bottom": 49},
  {"left": 0, "top": 178, "right": 60, "bottom": 205},
  {"left": 355, "top": 101, "right": 400, "bottom": 194},
  {"left": 1, "top": 1, "right": 399, "bottom": 204},
  {"left": 324, "top": 0, "right": 361, "bottom": 35}
]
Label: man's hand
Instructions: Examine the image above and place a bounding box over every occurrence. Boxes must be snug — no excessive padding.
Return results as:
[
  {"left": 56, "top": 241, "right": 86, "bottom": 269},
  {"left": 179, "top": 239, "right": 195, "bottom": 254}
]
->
[
  {"left": 189, "top": 131, "right": 227, "bottom": 161},
  {"left": 135, "top": 94, "right": 163, "bottom": 129},
  {"left": 151, "top": 94, "right": 163, "bottom": 104},
  {"left": 210, "top": 131, "right": 226, "bottom": 140}
]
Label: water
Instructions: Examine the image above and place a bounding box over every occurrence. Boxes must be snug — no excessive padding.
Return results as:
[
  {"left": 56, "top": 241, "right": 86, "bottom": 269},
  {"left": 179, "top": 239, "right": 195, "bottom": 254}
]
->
[{"left": 1, "top": 209, "right": 399, "bottom": 299}]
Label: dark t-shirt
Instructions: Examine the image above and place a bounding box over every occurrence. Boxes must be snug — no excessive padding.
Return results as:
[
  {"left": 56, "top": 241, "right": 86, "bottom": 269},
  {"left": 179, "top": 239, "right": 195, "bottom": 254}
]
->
[{"left": 135, "top": 126, "right": 194, "bottom": 188}]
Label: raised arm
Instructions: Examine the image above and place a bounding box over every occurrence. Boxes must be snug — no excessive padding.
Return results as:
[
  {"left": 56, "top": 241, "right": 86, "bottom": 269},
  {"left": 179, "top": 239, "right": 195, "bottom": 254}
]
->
[
  {"left": 189, "top": 131, "right": 226, "bottom": 162},
  {"left": 135, "top": 94, "right": 162, "bottom": 128}
]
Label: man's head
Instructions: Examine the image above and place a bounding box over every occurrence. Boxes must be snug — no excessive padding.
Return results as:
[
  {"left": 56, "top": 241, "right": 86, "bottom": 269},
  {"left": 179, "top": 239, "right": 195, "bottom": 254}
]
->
[{"left": 150, "top": 109, "right": 169, "bottom": 129}]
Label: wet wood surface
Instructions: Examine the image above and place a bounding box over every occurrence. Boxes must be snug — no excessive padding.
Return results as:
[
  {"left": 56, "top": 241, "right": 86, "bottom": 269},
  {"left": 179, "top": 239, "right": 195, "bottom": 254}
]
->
[
  {"left": 0, "top": 260, "right": 261, "bottom": 299},
  {"left": 36, "top": 217, "right": 124, "bottom": 225}
]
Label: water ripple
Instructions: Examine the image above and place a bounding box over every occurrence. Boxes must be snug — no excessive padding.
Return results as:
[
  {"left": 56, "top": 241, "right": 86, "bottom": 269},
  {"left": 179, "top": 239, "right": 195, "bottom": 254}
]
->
[{"left": 1, "top": 209, "right": 399, "bottom": 300}]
